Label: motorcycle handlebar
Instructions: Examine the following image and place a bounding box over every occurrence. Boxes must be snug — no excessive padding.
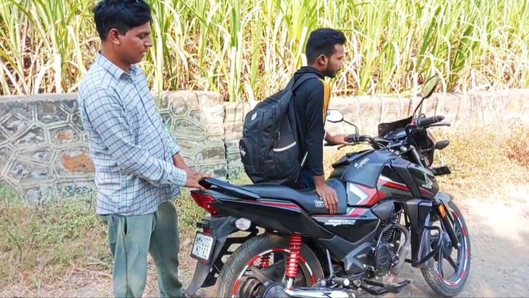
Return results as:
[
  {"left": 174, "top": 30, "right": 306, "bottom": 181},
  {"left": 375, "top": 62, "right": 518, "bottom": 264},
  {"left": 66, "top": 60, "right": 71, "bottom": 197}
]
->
[
  {"left": 346, "top": 134, "right": 382, "bottom": 150},
  {"left": 416, "top": 115, "right": 445, "bottom": 127}
]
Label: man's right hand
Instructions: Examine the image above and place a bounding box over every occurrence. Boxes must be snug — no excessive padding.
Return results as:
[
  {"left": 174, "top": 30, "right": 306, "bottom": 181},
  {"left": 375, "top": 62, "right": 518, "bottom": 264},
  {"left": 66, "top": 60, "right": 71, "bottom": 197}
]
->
[
  {"left": 314, "top": 178, "right": 339, "bottom": 214},
  {"left": 185, "top": 171, "right": 210, "bottom": 191}
]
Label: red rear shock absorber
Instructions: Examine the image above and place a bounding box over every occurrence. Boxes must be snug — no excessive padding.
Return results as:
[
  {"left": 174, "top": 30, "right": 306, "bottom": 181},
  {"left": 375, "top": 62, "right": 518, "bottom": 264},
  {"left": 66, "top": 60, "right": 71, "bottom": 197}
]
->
[
  {"left": 259, "top": 253, "right": 271, "bottom": 268},
  {"left": 285, "top": 234, "right": 302, "bottom": 288}
]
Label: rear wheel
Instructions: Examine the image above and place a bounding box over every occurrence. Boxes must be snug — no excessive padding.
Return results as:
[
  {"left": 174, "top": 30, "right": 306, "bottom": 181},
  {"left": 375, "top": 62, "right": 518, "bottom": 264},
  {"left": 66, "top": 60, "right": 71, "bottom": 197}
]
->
[
  {"left": 421, "top": 201, "right": 471, "bottom": 297},
  {"left": 214, "top": 233, "right": 324, "bottom": 298}
]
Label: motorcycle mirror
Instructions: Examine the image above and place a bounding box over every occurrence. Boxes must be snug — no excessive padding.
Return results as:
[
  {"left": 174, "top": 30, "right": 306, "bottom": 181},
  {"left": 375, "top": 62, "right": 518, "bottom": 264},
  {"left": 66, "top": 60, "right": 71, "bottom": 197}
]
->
[
  {"left": 420, "top": 74, "right": 440, "bottom": 99},
  {"left": 413, "top": 74, "right": 440, "bottom": 118},
  {"left": 326, "top": 109, "right": 344, "bottom": 123}
]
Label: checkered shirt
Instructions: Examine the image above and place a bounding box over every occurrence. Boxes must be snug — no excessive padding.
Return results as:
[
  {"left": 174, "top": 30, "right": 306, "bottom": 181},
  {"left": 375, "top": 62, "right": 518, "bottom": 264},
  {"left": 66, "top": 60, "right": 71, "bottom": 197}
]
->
[{"left": 78, "top": 53, "right": 187, "bottom": 215}]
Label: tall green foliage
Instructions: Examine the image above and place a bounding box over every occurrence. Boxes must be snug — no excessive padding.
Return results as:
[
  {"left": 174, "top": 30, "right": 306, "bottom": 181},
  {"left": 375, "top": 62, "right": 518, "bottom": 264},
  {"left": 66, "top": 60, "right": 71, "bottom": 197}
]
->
[{"left": 1, "top": 0, "right": 528, "bottom": 101}]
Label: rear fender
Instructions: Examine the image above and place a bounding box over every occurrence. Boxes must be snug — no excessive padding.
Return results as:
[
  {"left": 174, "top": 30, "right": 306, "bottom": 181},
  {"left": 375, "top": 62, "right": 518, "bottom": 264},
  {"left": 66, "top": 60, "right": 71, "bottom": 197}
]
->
[{"left": 185, "top": 216, "right": 245, "bottom": 296}]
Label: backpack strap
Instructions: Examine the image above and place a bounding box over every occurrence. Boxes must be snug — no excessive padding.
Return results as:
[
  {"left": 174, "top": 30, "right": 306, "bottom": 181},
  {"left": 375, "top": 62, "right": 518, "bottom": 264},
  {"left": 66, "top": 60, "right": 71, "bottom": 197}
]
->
[
  {"left": 319, "top": 79, "right": 331, "bottom": 121},
  {"left": 291, "top": 73, "right": 320, "bottom": 92}
]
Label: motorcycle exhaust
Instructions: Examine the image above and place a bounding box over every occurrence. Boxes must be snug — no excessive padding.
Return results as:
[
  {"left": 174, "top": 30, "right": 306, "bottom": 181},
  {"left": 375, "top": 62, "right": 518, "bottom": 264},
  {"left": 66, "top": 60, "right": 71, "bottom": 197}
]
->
[{"left": 284, "top": 287, "right": 355, "bottom": 298}]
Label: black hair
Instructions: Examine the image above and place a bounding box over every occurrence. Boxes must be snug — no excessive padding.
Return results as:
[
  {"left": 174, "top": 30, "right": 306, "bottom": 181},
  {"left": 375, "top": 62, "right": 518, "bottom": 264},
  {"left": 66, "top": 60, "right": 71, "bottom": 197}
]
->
[
  {"left": 305, "top": 28, "right": 346, "bottom": 64},
  {"left": 93, "top": 0, "right": 152, "bottom": 41}
]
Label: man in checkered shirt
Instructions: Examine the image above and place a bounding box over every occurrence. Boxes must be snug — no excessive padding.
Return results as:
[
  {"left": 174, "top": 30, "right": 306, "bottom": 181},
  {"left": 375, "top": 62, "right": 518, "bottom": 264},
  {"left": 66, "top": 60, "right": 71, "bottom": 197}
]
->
[{"left": 78, "top": 1, "right": 209, "bottom": 297}]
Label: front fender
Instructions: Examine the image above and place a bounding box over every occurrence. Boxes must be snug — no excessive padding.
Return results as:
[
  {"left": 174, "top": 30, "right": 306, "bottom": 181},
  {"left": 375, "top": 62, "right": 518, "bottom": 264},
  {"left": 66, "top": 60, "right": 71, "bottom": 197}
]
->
[{"left": 435, "top": 192, "right": 453, "bottom": 204}]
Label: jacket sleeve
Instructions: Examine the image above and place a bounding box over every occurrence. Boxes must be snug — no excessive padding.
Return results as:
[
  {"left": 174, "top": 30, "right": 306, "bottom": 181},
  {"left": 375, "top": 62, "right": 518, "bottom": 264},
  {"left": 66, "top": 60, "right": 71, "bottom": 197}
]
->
[{"left": 303, "top": 81, "right": 325, "bottom": 176}]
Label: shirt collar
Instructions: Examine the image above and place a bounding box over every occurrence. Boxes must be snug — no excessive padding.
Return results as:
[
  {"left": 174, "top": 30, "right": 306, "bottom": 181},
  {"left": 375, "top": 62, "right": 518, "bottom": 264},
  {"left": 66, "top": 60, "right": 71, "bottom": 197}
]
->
[{"left": 95, "top": 52, "right": 140, "bottom": 80}]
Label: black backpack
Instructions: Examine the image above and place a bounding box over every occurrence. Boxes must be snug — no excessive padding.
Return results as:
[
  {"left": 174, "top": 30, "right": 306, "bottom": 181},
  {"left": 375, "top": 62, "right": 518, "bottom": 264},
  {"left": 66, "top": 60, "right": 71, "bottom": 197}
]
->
[{"left": 239, "top": 73, "right": 318, "bottom": 185}]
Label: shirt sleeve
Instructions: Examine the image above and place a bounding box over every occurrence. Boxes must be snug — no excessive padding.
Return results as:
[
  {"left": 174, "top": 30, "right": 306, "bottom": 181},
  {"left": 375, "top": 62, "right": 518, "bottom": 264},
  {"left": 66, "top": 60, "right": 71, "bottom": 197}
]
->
[
  {"left": 161, "top": 121, "right": 181, "bottom": 156},
  {"left": 82, "top": 87, "right": 187, "bottom": 187}
]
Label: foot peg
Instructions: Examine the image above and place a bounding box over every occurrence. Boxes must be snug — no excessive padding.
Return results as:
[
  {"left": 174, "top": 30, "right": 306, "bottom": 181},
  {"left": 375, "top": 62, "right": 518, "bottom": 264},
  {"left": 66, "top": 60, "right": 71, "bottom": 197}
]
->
[{"left": 360, "top": 278, "right": 411, "bottom": 295}]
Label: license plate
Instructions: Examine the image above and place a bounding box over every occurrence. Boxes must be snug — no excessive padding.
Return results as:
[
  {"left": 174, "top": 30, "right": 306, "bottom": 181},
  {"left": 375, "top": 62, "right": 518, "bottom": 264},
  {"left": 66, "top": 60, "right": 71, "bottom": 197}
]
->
[{"left": 191, "top": 232, "right": 214, "bottom": 262}]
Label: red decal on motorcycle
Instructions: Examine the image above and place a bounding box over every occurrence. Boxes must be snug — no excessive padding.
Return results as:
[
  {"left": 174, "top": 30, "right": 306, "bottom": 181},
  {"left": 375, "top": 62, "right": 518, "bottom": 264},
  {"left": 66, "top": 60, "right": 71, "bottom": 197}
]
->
[
  {"left": 258, "top": 201, "right": 301, "bottom": 210},
  {"left": 356, "top": 184, "right": 381, "bottom": 205},
  {"left": 420, "top": 188, "right": 435, "bottom": 197},
  {"left": 380, "top": 179, "right": 410, "bottom": 192}
]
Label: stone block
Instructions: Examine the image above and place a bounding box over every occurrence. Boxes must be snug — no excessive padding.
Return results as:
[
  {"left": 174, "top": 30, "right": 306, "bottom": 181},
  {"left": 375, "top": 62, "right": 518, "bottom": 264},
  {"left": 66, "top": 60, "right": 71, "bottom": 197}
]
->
[
  {"left": 8, "top": 160, "right": 53, "bottom": 182},
  {"left": 57, "top": 100, "right": 78, "bottom": 114},
  {"left": 1, "top": 114, "right": 31, "bottom": 138},
  {"left": 169, "top": 95, "right": 189, "bottom": 116},
  {"left": 195, "top": 163, "right": 227, "bottom": 178},
  {"left": 18, "top": 145, "right": 54, "bottom": 164},
  {"left": 0, "top": 103, "right": 9, "bottom": 121},
  {"left": 0, "top": 129, "right": 7, "bottom": 145},
  {"left": 56, "top": 180, "right": 96, "bottom": 197},
  {"left": 192, "top": 143, "right": 226, "bottom": 164},
  {"left": 49, "top": 125, "right": 80, "bottom": 145},
  {"left": 224, "top": 102, "right": 252, "bottom": 141},
  {"left": 37, "top": 102, "right": 68, "bottom": 124},
  {"left": 56, "top": 148, "right": 95, "bottom": 176},
  {"left": 155, "top": 93, "right": 172, "bottom": 112},
  {"left": 160, "top": 112, "right": 173, "bottom": 127},
  {"left": 71, "top": 112, "right": 84, "bottom": 132},
  {"left": 195, "top": 91, "right": 222, "bottom": 107},
  {"left": 0, "top": 145, "right": 14, "bottom": 174},
  {"left": 9, "top": 102, "right": 34, "bottom": 121},
  {"left": 14, "top": 125, "right": 46, "bottom": 146},
  {"left": 380, "top": 97, "right": 410, "bottom": 122},
  {"left": 21, "top": 185, "right": 55, "bottom": 203},
  {"left": 171, "top": 118, "right": 207, "bottom": 142}
]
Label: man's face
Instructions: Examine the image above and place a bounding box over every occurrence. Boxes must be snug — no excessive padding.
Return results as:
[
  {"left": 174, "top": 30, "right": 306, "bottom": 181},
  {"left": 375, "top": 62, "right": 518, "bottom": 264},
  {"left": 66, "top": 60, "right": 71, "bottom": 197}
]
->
[
  {"left": 322, "top": 44, "right": 344, "bottom": 78},
  {"left": 116, "top": 22, "right": 152, "bottom": 65}
]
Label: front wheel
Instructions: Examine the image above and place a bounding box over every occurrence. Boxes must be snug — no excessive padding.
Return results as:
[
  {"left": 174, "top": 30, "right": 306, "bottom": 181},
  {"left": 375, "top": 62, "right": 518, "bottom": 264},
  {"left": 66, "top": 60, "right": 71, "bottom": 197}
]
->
[
  {"left": 421, "top": 201, "right": 471, "bottom": 297},
  {"left": 214, "top": 233, "right": 324, "bottom": 298}
]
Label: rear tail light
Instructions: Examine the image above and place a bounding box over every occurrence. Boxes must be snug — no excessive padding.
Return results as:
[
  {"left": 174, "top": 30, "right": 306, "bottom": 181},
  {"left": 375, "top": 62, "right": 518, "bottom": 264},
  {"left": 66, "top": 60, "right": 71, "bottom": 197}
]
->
[{"left": 191, "top": 192, "right": 219, "bottom": 216}]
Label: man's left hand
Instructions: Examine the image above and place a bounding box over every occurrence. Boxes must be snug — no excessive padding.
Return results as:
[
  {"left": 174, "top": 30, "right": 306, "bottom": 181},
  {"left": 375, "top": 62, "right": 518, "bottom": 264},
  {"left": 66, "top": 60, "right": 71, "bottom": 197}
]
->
[{"left": 327, "top": 133, "right": 349, "bottom": 145}]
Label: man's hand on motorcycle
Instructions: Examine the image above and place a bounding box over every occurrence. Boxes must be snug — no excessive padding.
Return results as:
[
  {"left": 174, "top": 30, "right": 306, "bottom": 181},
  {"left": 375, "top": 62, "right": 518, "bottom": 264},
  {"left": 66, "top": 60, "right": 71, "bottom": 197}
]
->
[
  {"left": 329, "top": 133, "right": 349, "bottom": 145},
  {"left": 185, "top": 171, "right": 211, "bottom": 191},
  {"left": 315, "top": 183, "right": 339, "bottom": 214}
]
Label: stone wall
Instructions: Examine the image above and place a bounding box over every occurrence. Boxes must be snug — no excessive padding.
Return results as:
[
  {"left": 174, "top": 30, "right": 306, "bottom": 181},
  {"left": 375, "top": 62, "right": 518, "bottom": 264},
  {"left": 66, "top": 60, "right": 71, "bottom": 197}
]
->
[
  {"left": 1, "top": 89, "right": 528, "bottom": 201},
  {"left": 0, "top": 92, "right": 226, "bottom": 202}
]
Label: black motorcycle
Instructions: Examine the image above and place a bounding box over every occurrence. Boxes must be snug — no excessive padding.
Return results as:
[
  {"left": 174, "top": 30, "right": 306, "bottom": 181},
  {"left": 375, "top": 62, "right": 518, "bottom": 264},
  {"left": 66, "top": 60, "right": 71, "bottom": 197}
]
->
[{"left": 185, "top": 76, "right": 471, "bottom": 297}]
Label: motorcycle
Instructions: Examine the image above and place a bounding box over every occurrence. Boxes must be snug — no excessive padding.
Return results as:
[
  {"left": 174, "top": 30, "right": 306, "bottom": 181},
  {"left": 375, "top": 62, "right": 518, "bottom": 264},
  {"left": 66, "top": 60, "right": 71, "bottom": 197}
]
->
[{"left": 185, "top": 75, "right": 471, "bottom": 298}]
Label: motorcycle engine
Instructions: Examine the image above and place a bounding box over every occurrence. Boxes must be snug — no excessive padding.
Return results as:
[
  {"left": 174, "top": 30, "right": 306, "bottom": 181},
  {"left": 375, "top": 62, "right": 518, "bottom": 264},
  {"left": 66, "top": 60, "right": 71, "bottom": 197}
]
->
[
  {"left": 372, "top": 220, "right": 400, "bottom": 276},
  {"left": 374, "top": 241, "right": 394, "bottom": 275}
]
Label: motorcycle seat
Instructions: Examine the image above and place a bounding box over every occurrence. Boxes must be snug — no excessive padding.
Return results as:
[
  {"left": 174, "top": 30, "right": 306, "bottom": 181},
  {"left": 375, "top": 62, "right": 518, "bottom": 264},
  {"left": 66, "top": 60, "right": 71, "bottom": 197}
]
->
[{"left": 241, "top": 179, "right": 347, "bottom": 215}]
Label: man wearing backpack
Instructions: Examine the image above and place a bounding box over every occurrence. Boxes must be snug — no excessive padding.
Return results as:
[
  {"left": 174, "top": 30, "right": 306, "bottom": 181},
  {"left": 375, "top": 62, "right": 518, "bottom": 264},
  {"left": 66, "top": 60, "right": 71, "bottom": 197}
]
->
[{"left": 292, "top": 28, "right": 348, "bottom": 214}]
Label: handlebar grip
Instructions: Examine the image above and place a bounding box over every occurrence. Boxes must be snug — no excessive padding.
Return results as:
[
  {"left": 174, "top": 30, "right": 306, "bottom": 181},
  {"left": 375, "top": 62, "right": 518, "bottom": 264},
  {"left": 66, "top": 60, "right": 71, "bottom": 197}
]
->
[{"left": 416, "top": 115, "right": 445, "bottom": 127}]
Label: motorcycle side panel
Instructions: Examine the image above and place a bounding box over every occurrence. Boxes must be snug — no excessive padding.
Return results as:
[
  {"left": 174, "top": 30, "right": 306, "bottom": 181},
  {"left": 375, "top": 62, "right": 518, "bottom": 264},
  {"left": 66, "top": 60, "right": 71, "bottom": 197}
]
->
[
  {"left": 408, "top": 164, "right": 439, "bottom": 198},
  {"left": 377, "top": 165, "right": 414, "bottom": 201},
  {"left": 211, "top": 196, "right": 334, "bottom": 238},
  {"left": 313, "top": 208, "right": 379, "bottom": 243}
]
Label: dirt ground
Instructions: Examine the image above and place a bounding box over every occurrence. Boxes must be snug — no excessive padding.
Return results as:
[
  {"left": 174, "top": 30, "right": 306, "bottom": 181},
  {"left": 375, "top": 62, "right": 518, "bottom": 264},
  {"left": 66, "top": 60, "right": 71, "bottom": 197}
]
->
[{"left": 2, "top": 183, "right": 528, "bottom": 297}]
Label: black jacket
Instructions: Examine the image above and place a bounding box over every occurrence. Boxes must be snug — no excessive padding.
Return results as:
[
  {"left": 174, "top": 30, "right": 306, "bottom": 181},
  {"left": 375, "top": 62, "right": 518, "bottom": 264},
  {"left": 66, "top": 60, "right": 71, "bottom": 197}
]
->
[{"left": 292, "top": 66, "right": 326, "bottom": 176}]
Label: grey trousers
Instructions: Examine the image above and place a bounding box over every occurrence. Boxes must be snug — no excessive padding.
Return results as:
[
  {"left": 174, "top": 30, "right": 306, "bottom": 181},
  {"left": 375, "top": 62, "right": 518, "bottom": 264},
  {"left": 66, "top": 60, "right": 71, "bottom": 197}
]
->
[{"left": 102, "top": 201, "right": 183, "bottom": 298}]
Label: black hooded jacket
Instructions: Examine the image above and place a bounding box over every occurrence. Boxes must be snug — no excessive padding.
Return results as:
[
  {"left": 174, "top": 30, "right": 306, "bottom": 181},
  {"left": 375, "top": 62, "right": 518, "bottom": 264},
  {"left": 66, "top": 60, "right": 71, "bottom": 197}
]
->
[{"left": 292, "top": 66, "right": 327, "bottom": 176}]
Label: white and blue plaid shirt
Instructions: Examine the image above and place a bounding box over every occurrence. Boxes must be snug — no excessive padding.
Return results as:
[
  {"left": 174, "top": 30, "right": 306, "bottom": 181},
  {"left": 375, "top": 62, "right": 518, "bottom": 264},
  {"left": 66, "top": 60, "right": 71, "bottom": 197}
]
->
[{"left": 78, "top": 54, "right": 187, "bottom": 216}]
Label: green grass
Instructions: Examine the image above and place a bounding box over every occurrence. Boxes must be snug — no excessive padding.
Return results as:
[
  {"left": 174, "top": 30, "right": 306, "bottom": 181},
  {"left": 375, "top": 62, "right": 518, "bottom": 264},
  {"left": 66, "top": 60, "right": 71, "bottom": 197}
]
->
[
  {"left": 0, "top": 187, "right": 109, "bottom": 287},
  {"left": 1, "top": 0, "right": 528, "bottom": 100}
]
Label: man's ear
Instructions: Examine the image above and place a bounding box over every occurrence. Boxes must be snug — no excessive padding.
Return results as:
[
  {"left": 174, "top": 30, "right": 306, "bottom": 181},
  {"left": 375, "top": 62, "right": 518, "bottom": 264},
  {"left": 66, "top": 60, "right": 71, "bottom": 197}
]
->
[
  {"left": 317, "top": 54, "right": 328, "bottom": 67},
  {"left": 109, "top": 29, "right": 121, "bottom": 45}
]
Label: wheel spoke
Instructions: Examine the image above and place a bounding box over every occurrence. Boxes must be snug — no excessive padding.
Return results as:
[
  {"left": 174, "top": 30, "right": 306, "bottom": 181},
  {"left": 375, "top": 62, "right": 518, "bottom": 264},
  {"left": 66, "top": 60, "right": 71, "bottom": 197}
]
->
[
  {"left": 437, "top": 249, "right": 444, "bottom": 277},
  {"left": 446, "top": 254, "right": 459, "bottom": 271}
]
